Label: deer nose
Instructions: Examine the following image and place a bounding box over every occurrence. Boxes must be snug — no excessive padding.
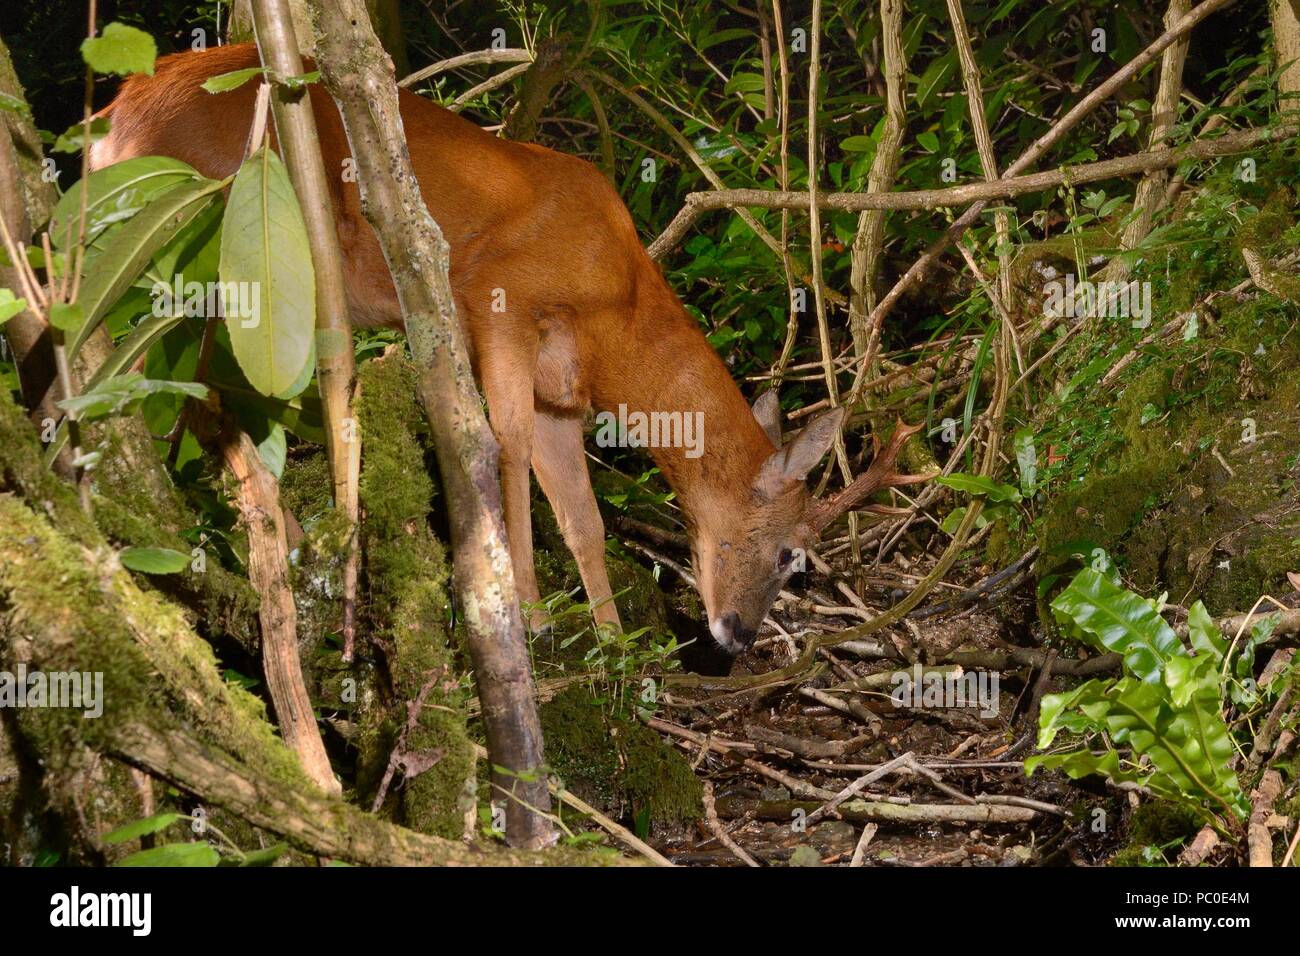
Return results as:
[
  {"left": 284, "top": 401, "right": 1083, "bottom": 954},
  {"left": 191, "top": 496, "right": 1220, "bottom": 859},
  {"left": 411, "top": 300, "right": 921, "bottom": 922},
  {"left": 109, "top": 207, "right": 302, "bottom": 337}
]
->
[{"left": 710, "top": 612, "right": 756, "bottom": 654}]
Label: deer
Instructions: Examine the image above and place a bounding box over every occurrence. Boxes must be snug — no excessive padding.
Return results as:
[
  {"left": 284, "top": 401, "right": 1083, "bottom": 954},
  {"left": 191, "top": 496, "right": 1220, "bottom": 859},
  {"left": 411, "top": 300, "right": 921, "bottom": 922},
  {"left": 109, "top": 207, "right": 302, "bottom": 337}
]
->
[{"left": 90, "top": 43, "right": 931, "bottom": 655}]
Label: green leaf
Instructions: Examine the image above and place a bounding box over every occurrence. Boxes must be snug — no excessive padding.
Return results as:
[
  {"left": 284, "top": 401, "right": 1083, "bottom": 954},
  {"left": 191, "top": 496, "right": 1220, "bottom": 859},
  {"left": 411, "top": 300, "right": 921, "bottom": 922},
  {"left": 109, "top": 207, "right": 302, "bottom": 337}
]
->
[
  {"left": 201, "top": 66, "right": 266, "bottom": 93},
  {"left": 281, "top": 70, "right": 320, "bottom": 91},
  {"left": 724, "top": 73, "right": 767, "bottom": 95},
  {"left": 839, "top": 135, "right": 875, "bottom": 152},
  {"left": 81, "top": 22, "right": 157, "bottom": 76},
  {"left": 50, "top": 156, "right": 206, "bottom": 253},
  {"left": 52, "top": 116, "right": 111, "bottom": 154},
  {"left": 235, "top": 843, "right": 288, "bottom": 866},
  {"left": 219, "top": 146, "right": 317, "bottom": 398},
  {"left": 936, "top": 472, "right": 1021, "bottom": 502},
  {"left": 119, "top": 546, "right": 192, "bottom": 575},
  {"left": 1185, "top": 601, "right": 1227, "bottom": 661},
  {"left": 256, "top": 422, "right": 287, "bottom": 479},
  {"left": 44, "top": 311, "right": 187, "bottom": 468},
  {"left": 114, "top": 842, "right": 220, "bottom": 867},
  {"left": 1050, "top": 568, "right": 1184, "bottom": 683},
  {"left": 103, "top": 812, "right": 186, "bottom": 844},
  {"left": 0, "top": 91, "right": 33, "bottom": 120},
  {"left": 0, "top": 288, "right": 27, "bottom": 325},
  {"left": 1014, "top": 428, "right": 1037, "bottom": 497},
  {"left": 70, "top": 177, "right": 226, "bottom": 361},
  {"left": 58, "top": 372, "right": 207, "bottom": 422},
  {"left": 49, "top": 301, "right": 84, "bottom": 334},
  {"left": 915, "top": 50, "right": 956, "bottom": 110}
]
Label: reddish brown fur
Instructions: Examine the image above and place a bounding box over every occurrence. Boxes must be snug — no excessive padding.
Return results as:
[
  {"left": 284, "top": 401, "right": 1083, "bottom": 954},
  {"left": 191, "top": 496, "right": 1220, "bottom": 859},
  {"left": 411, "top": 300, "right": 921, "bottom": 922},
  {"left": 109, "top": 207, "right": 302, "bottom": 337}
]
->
[{"left": 94, "top": 44, "right": 845, "bottom": 652}]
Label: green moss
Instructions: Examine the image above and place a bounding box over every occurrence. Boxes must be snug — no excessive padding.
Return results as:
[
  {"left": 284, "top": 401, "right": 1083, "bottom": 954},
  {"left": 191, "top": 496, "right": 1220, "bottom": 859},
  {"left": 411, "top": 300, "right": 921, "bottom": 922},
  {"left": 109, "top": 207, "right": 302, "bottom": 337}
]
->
[
  {"left": 93, "top": 493, "right": 261, "bottom": 652},
  {"left": 353, "top": 353, "right": 474, "bottom": 839},
  {"left": 1035, "top": 224, "right": 1300, "bottom": 617},
  {"left": 0, "top": 495, "right": 311, "bottom": 793},
  {"left": 540, "top": 687, "right": 701, "bottom": 829},
  {"left": 1108, "top": 801, "right": 1201, "bottom": 867}
]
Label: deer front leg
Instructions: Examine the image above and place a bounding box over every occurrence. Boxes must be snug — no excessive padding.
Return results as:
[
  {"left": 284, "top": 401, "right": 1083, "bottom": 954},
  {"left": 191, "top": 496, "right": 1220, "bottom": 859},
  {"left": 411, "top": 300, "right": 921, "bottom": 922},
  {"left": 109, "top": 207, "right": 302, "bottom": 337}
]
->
[
  {"left": 531, "top": 410, "right": 622, "bottom": 632},
  {"left": 478, "top": 335, "right": 547, "bottom": 633}
]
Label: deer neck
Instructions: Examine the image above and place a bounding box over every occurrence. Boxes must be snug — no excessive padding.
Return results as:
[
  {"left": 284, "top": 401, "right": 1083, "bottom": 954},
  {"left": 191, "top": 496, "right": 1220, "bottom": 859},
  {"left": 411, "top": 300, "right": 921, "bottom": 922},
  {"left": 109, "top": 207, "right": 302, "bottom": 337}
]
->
[{"left": 593, "top": 275, "right": 775, "bottom": 527}]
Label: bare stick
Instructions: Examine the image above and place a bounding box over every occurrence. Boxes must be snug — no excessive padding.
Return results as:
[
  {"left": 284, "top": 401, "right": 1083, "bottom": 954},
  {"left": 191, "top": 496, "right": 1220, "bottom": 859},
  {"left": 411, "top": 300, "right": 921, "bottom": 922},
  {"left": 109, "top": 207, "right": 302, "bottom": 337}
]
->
[
  {"left": 648, "top": 121, "right": 1282, "bottom": 257},
  {"left": 220, "top": 427, "right": 339, "bottom": 794},
  {"left": 399, "top": 48, "right": 534, "bottom": 88},
  {"left": 703, "top": 781, "right": 760, "bottom": 867},
  {"left": 850, "top": 822, "right": 878, "bottom": 866},
  {"left": 249, "top": 0, "right": 361, "bottom": 660}
]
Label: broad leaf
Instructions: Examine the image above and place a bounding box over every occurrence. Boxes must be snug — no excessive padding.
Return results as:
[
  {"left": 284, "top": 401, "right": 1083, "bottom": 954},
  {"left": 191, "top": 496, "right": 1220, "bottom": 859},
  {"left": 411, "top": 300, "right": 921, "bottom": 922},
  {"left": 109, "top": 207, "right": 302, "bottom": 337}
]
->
[
  {"left": 43, "top": 311, "right": 187, "bottom": 468},
  {"left": 70, "top": 178, "right": 226, "bottom": 361},
  {"left": 936, "top": 472, "right": 1021, "bottom": 502},
  {"left": 51, "top": 156, "right": 206, "bottom": 253},
  {"left": 1050, "top": 568, "right": 1184, "bottom": 683},
  {"left": 58, "top": 373, "right": 207, "bottom": 422},
  {"left": 0, "top": 288, "right": 28, "bottom": 325},
  {"left": 119, "top": 547, "right": 191, "bottom": 575},
  {"left": 114, "top": 842, "right": 220, "bottom": 867},
  {"left": 81, "top": 22, "right": 156, "bottom": 76},
  {"left": 219, "top": 146, "right": 316, "bottom": 398}
]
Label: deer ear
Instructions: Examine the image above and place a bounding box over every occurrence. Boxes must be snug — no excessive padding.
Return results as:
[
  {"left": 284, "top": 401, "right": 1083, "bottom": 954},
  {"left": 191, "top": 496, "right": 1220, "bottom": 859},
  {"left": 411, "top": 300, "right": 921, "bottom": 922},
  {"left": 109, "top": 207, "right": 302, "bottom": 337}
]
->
[
  {"left": 751, "top": 391, "right": 782, "bottom": 447},
  {"left": 756, "top": 406, "right": 846, "bottom": 497}
]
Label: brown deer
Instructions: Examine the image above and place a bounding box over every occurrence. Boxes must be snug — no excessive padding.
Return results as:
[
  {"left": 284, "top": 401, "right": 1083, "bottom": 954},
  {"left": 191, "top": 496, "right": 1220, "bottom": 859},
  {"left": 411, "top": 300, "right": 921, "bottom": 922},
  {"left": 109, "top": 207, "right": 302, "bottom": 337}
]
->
[{"left": 91, "top": 44, "right": 929, "bottom": 654}]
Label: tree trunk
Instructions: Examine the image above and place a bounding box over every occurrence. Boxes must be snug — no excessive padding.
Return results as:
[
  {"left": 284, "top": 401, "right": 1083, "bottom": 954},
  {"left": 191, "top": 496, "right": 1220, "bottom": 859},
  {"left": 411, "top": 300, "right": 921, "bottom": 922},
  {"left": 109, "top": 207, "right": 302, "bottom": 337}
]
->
[
  {"left": 304, "top": 0, "right": 555, "bottom": 849},
  {"left": 1274, "top": 0, "right": 1300, "bottom": 103},
  {"left": 230, "top": 0, "right": 409, "bottom": 75}
]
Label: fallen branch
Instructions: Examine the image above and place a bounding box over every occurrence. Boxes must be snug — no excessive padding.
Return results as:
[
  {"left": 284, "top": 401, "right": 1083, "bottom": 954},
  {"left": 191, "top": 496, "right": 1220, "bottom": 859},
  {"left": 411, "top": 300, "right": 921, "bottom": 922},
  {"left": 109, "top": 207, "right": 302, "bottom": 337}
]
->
[
  {"left": 702, "top": 781, "right": 760, "bottom": 868},
  {"left": 1247, "top": 770, "right": 1283, "bottom": 867},
  {"left": 715, "top": 796, "right": 1038, "bottom": 825}
]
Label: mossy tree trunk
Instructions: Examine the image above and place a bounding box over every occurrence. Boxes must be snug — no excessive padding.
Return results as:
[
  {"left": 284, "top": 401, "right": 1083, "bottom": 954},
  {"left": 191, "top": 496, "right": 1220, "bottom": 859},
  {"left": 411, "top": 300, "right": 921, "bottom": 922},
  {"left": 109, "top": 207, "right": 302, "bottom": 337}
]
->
[
  {"left": 305, "top": 0, "right": 554, "bottom": 849},
  {"left": 0, "top": 389, "right": 600, "bottom": 866}
]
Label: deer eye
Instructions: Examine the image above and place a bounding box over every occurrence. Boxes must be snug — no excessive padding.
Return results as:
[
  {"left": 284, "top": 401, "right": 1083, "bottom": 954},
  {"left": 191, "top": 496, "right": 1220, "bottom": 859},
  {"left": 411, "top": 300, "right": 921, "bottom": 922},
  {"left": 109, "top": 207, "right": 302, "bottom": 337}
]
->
[{"left": 777, "top": 547, "right": 795, "bottom": 571}]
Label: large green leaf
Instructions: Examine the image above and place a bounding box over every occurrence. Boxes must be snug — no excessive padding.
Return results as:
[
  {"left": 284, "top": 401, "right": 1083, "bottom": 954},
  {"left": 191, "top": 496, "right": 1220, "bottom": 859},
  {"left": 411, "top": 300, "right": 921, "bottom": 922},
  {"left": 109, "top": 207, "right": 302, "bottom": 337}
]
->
[
  {"left": 1033, "top": 568, "right": 1249, "bottom": 823},
  {"left": 59, "top": 373, "right": 207, "bottom": 422},
  {"left": 219, "top": 146, "right": 316, "bottom": 398},
  {"left": 50, "top": 156, "right": 205, "bottom": 252},
  {"left": 119, "top": 546, "right": 192, "bottom": 575},
  {"left": 1185, "top": 601, "right": 1227, "bottom": 661},
  {"left": 70, "top": 178, "right": 226, "bottom": 360},
  {"left": 1050, "top": 568, "right": 1184, "bottom": 684}
]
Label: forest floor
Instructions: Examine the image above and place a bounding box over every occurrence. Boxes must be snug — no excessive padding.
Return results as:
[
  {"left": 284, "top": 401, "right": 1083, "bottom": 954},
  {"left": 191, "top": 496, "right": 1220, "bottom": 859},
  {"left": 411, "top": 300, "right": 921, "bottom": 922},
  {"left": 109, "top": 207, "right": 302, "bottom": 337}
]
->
[{"left": 641, "top": 573, "right": 1102, "bottom": 867}]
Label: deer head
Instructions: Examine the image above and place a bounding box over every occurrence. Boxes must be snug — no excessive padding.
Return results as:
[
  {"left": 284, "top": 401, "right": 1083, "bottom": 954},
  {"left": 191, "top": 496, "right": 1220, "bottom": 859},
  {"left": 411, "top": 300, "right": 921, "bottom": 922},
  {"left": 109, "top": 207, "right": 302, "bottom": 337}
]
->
[{"left": 691, "top": 393, "right": 931, "bottom": 655}]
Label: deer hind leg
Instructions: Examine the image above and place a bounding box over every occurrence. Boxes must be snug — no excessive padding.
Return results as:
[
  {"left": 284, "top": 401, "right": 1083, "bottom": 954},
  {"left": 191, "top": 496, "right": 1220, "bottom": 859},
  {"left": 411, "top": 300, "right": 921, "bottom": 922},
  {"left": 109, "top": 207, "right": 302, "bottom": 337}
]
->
[
  {"left": 531, "top": 410, "right": 622, "bottom": 632},
  {"left": 477, "top": 326, "right": 547, "bottom": 632}
]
